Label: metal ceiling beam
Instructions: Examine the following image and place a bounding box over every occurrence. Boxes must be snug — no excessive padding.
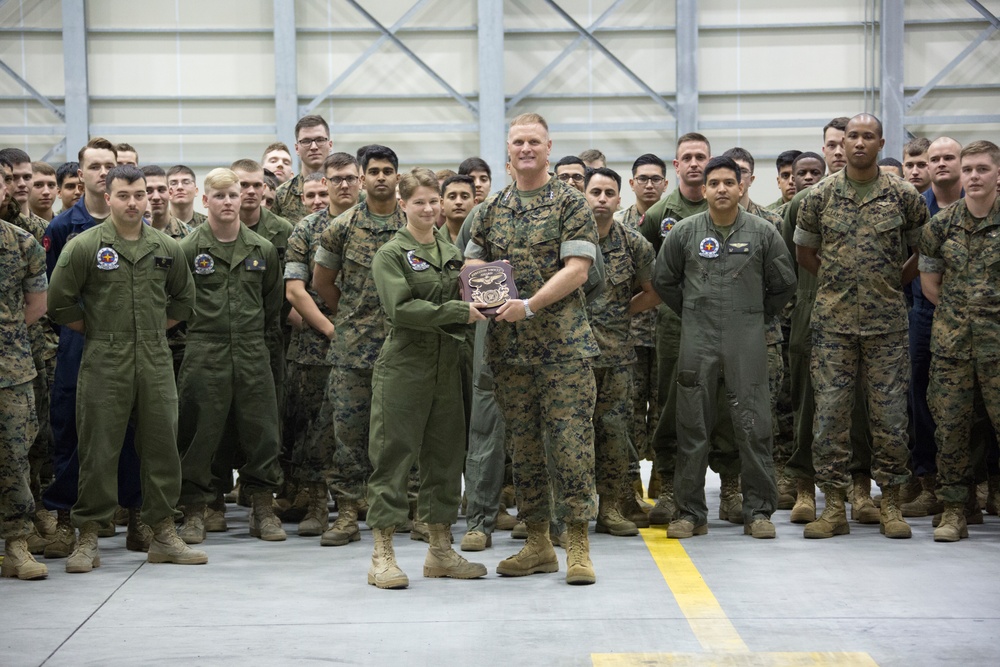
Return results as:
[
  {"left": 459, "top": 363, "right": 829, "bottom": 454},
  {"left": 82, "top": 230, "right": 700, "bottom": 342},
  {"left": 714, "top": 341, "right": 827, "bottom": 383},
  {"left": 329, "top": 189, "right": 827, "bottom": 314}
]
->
[
  {"left": 906, "top": 22, "right": 998, "bottom": 111},
  {"left": 880, "top": 0, "right": 905, "bottom": 160},
  {"left": 675, "top": 0, "right": 698, "bottom": 135},
  {"left": 273, "top": 0, "right": 298, "bottom": 166},
  {"left": 0, "top": 59, "right": 65, "bottom": 119},
  {"left": 62, "top": 0, "right": 88, "bottom": 154},
  {"left": 477, "top": 0, "right": 504, "bottom": 188}
]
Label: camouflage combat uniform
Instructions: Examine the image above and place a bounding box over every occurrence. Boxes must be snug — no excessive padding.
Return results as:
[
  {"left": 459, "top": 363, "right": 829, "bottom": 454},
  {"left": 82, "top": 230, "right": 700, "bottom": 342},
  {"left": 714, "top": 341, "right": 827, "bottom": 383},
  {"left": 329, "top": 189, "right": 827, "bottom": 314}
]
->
[
  {"left": 271, "top": 174, "right": 309, "bottom": 225},
  {"left": 313, "top": 201, "right": 405, "bottom": 502},
  {"left": 0, "top": 220, "right": 45, "bottom": 539},
  {"left": 918, "top": 196, "right": 1000, "bottom": 503},
  {"left": 466, "top": 176, "right": 600, "bottom": 524},
  {"left": 794, "top": 170, "right": 927, "bottom": 492}
]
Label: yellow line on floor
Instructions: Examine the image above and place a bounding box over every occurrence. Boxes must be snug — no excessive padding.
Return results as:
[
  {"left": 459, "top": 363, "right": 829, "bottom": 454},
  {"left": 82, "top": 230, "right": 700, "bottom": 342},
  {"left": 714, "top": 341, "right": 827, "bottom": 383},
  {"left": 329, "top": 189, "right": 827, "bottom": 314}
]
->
[{"left": 592, "top": 651, "right": 880, "bottom": 666}]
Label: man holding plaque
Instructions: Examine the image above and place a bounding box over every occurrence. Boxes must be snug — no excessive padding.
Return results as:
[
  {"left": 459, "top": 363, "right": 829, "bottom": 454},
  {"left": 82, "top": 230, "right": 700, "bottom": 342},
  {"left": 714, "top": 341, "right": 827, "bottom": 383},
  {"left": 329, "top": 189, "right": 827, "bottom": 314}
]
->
[{"left": 465, "top": 112, "right": 601, "bottom": 586}]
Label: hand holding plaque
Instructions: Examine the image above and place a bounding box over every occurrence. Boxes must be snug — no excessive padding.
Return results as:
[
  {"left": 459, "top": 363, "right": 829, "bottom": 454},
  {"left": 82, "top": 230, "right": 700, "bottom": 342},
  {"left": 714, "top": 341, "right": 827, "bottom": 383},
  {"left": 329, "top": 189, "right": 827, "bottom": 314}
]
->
[{"left": 459, "top": 261, "right": 519, "bottom": 317}]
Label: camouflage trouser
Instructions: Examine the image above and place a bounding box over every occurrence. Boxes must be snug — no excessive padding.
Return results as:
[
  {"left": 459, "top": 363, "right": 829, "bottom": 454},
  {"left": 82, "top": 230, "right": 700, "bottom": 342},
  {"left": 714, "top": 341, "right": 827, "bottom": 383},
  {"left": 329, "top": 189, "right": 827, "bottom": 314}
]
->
[
  {"left": 1, "top": 382, "right": 38, "bottom": 539},
  {"left": 286, "top": 363, "right": 334, "bottom": 484},
  {"left": 929, "top": 355, "right": 1000, "bottom": 503},
  {"left": 28, "top": 354, "right": 55, "bottom": 500},
  {"left": 775, "top": 335, "right": 795, "bottom": 463},
  {"left": 328, "top": 366, "right": 374, "bottom": 502},
  {"left": 767, "top": 343, "right": 790, "bottom": 465},
  {"left": 492, "top": 360, "right": 597, "bottom": 524},
  {"left": 594, "top": 365, "right": 633, "bottom": 498},
  {"left": 630, "top": 346, "right": 658, "bottom": 462},
  {"left": 810, "top": 330, "right": 910, "bottom": 491}
]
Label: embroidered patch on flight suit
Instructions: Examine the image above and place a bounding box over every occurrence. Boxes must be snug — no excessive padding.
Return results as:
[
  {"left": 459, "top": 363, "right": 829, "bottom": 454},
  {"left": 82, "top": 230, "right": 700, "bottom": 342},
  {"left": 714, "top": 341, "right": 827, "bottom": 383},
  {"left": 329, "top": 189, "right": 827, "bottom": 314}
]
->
[
  {"left": 96, "top": 247, "right": 119, "bottom": 270},
  {"left": 245, "top": 257, "right": 266, "bottom": 271},
  {"left": 154, "top": 256, "right": 174, "bottom": 269},
  {"left": 194, "top": 253, "right": 215, "bottom": 275},
  {"left": 406, "top": 250, "right": 430, "bottom": 271},
  {"left": 699, "top": 237, "right": 720, "bottom": 258},
  {"left": 661, "top": 217, "right": 677, "bottom": 236},
  {"left": 727, "top": 242, "right": 750, "bottom": 254}
]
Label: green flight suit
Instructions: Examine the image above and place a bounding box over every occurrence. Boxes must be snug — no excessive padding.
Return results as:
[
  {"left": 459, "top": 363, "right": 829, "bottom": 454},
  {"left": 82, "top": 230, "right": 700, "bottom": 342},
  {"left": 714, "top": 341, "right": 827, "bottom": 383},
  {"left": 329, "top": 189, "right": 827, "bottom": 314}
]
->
[
  {"left": 48, "top": 220, "right": 194, "bottom": 527},
  {"left": 366, "top": 228, "right": 470, "bottom": 528},
  {"left": 176, "top": 223, "right": 283, "bottom": 506}
]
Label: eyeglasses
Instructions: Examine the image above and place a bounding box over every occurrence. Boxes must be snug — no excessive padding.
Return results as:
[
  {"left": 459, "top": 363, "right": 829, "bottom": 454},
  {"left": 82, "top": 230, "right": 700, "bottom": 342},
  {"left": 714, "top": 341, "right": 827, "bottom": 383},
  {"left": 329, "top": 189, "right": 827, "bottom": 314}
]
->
[
  {"left": 634, "top": 175, "right": 665, "bottom": 185},
  {"left": 328, "top": 175, "right": 359, "bottom": 186},
  {"left": 557, "top": 173, "right": 584, "bottom": 182},
  {"left": 297, "top": 137, "right": 329, "bottom": 147}
]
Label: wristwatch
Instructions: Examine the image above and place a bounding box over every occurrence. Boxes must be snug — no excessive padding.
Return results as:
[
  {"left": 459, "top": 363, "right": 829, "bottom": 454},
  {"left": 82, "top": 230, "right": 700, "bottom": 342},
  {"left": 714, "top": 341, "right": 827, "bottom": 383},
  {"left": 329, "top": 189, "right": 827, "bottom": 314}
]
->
[{"left": 523, "top": 298, "right": 535, "bottom": 319}]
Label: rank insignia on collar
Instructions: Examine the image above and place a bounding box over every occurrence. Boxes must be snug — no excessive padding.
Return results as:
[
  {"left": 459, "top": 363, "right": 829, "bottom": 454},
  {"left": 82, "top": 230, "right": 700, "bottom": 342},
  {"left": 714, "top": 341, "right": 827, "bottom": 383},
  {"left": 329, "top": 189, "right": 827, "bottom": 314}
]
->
[
  {"left": 699, "top": 237, "right": 720, "bottom": 258},
  {"left": 727, "top": 242, "right": 750, "bottom": 254},
  {"left": 96, "top": 247, "right": 119, "bottom": 270},
  {"left": 406, "top": 249, "right": 430, "bottom": 271},
  {"left": 194, "top": 253, "right": 215, "bottom": 275},
  {"left": 245, "top": 257, "right": 266, "bottom": 271},
  {"left": 661, "top": 217, "right": 677, "bottom": 237}
]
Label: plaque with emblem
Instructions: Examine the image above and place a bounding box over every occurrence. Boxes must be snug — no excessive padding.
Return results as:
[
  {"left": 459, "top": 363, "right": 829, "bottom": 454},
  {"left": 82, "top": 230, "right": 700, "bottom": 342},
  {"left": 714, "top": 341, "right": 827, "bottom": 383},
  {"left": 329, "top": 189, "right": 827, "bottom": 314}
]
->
[{"left": 459, "top": 261, "right": 519, "bottom": 317}]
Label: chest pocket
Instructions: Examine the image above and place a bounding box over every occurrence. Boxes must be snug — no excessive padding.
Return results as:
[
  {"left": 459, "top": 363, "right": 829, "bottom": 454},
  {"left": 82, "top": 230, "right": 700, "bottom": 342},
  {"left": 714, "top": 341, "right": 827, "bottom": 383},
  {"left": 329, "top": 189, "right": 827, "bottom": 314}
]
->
[
  {"left": 605, "top": 254, "right": 633, "bottom": 287},
  {"left": 873, "top": 215, "right": 905, "bottom": 259},
  {"left": 982, "top": 244, "right": 1000, "bottom": 277},
  {"left": 940, "top": 236, "right": 968, "bottom": 273},
  {"left": 822, "top": 214, "right": 852, "bottom": 236},
  {"left": 526, "top": 215, "right": 561, "bottom": 279}
]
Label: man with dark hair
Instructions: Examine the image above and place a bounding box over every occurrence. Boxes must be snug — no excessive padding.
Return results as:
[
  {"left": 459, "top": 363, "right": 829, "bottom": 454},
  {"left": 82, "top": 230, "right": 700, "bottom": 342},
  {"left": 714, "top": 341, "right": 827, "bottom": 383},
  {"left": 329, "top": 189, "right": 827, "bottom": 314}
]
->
[
  {"left": 48, "top": 164, "right": 204, "bottom": 571},
  {"left": 167, "top": 165, "right": 206, "bottom": 227},
  {"left": 655, "top": 155, "right": 796, "bottom": 540},
  {"left": 113, "top": 143, "right": 138, "bottom": 166},
  {"left": 56, "top": 161, "right": 84, "bottom": 212},
  {"left": 879, "top": 158, "right": 904, "bottom": 178},
  {"left": 903, "top": 137, "right": 932, "bottom": 194},
  {"left": 439, "top": 174, "right": 475, "bottom": 244},
  {"left": 795, "top": 113, "right": 928, "bottom": 540},
  {"left": 263, "top": 170, "right": 278, "bottom": 210},
  {"left": 262, "top": 142, "right": 293, "bottom": 184},
  {"left": 142, "top": 165, "right": 191, "bottom": 240},
  {"left": 769, "top": 150, "right": 802, "bottom": 210},
  {"left": 273, "top": 115, "right": 332, "bottom": 223},
  {"left": 0, "top": 149, "right": 34, "bottom": 218},
  {"left": 554, "top": 155, "right": 587, "bottom": 192},
  {"left": 579, "top": 149, "right": 606, "bottom": 169},
  {"left": 28, "top": 162, "right": 58, "bottom": 222},
  {"left": 458, "top": 157, "right": 492, "bottom": 204},
  {"left": 617, "top": 154, "right": 667, "bottom": 228}
]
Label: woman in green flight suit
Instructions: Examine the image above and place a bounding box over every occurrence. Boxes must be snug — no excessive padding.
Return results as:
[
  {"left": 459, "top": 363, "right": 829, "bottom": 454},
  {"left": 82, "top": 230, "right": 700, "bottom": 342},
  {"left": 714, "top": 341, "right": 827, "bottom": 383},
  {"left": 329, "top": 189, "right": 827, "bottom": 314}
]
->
[{"left": 365, "top": 168, "right": 488, "bottom": 589}]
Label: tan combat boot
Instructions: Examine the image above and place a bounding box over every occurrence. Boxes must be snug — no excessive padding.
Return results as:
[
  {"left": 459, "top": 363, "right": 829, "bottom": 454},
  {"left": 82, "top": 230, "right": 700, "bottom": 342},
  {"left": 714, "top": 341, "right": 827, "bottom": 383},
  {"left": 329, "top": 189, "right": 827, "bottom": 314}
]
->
[
  {"left": 321, "top": 497, "right": 360, "bottom": 546},
  {"left": 34, "top": 508, "right": 57, "bottom": 538},
  {"left": 620, "top": 490, "right": 651, "bottom": 529},
  {"left": 460, "top": 530, "right": 491, "bottom": 552},
  {"left": 933, "top": 488, "right": 983, "bottom": 526},
  {"left": 204, "top": 496, "right": 228, "bottom": 533},
  {"left": 125, "top": 507, "right": 153, "bottom": 552},
  {"left": 850, "top": 474, "right": 880, "bottom": 524},
  {"left": 249, "top": 491, "right": 287, "bottom": 541},
  {"left": 879, "top": 485, "right": 912, "bottom": 539},
  {"left": 775, "top": 463, "right": 796, "bottom": 510},
  {"left": 804, "top": 488, "right": 849, "bottom": 538},
  {"left": 496, "top": 521, "right": 559, "bottom": 576},
  {"left": 718, "top": 473, "right": 743, "bottom": 524},
  {"left": 147, "top": 517, "right": 209, "bottom": 564},
  {"left": 595, "top": 496, "right": 638, "bottom": 537},
  {"left": 933, "top": 502, "right": 968, "bottom": 542},
  {"left": 410, "top": 520, "right": 430, "bottom": 543},
  {"left": 297, "top": 482, "right": 330, "bottom": 537},
  {"left": 177, "top": 504, "right": 207, "bottom": 545},
  {"left": 424, "top": 524, "right": 486, "bottom": 579},
  {"left": 1, "top": 537, "right": 48, "bottom": 580},
  {"left": 368, "top": 527, "right": 408, "bottom": 589},
  {"left": 44, "top": 509, "right": 76, "bottom": 559},
  {"left": 790, "top": 479, "right": 817, "bottom": 524},
  {"left": 26, "top": 526, "right": 49, "bottom": 554},
  {"left": 565, "top": 522, "right": 596, "bottom": 585},
  {"left": 901, "top": 475, "right": 943, "bottom": 517},
  {"left": 648, "top": 477, "right": 676, "bottom": 526},
  {"left": 495, "top": 503, "right": 519, "bottom": 531},
  {"left": 66, "top": 521, "right": 100, "bottom": 573}
]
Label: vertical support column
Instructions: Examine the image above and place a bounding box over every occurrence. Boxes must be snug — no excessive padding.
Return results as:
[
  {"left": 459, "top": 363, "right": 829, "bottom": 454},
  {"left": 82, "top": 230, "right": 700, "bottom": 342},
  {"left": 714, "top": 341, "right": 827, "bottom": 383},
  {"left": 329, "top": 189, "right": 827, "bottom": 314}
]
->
[
  {"left": 274, "top": 0, "right": 299, "bottom": 169},
  {"left": 675, "top": 0, "right": 698, "bottom": 138},
  {"left": 477, "top": 0, "right": 505, "bottom": 192},
  {"left": 880, "top": 0, "right": 906, "bottom": 160},
  {"left": 62, "top": 0, "right": 89, "bottom": 155}
]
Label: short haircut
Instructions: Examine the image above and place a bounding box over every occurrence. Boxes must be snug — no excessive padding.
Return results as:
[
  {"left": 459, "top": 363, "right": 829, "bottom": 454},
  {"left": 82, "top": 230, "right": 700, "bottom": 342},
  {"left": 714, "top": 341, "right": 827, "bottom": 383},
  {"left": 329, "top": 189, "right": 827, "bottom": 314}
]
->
[
  {"left": 584, "top": 166, "right": 621, "bottom": 191},
  {"left": 435, "top": 168, "right": 458, "bottom": 181},
  {"left": 263, "top": 171, "right": 279, "bottom": 191},
  {"left": 294, "top": 114, "right": 330, "bottom": 140},
  {"left": 509, "top": 112, "right": 548, "bottom": 132},
  {"left": 555, "top": 155, "right": 586, "bottom": 170},
  {"left": 849, "top": 113, "right": 883, "bottom": 138},
  {"left": 204, "top": 167, "right": 239, "bottom": 192},
  {"left": 0, "top": 156, "right": 11, "bottom": 171},
  {"left": 140, "top": 164, "right": 166, "bottom": 179},
  {"left": 303, "top": 172, "right": 326, "bottom": 184},
  {"left": 56, "top": 161, "right": 79, "bottom": 187},
  {"left": 631, "top": 153, "right": 666, "bottom": 176},
  {"left": 722, "top": 147, "right": 755, "bottom": 174},
  {"left": 0, "top": 147, "right": 31, "bottom": 166},
  {"left": 398, "top": 167, "right": 439, "bottom": 201},
  {"left": 166, "top": 164, "right": 196, "bottom": 180},
  {"left": 356, "top": 144, "right": 377, "bottom": 163},
  {"left": 458, "top": 156, "right": 491, "bottom": 178},
  {"left": 262, "top": 142, "right": 291, "bottom": 159},
  {"left": 703, "top": 156, "right": 741, "bottom": 184},
  {"left": 32, "top": 161, "right": 56, "bottom": 177},
  {"left": 78, "top": 137, "right": 116, "bottom": 165},
  {"left": 961, "top": 140, "right": 1000, "bottom": 166},
  {"left": 878, "top": 157, "right": 903, "bottom": 169},
  {"left": 114, "top": 142, "right": 137, "bottom": 157},
  {"left": 441, "top": 173, "right": 475, "bottom": 196},
  {"left": 793, "top": 151, "right": 825, "bottom": 169},
  {"left": 360, "top": 145, "right": 398, "bottom": 172},
  {"left": 677, "top": 132, "right": 711, "bottom": 154},
  {"left": 904, "top": 137, "right": 931, "bottom": 157},
  {"left": 324, "top": 152, "right": 359, "bottom": 172},
  {"left": 823, "top": 117, "right": 850, "bottom": 138},
  {"left": 579, "top": 148, "right": 606, "bottom": 164},
  {"left": 105, "top": 164, "right": 145, "bottom": 190},
  {"left": 775, "top": 150, "right": 802, "bottom": 171},
  {"left": 230, "top": 158, "right": 263, "bottom": 173}
]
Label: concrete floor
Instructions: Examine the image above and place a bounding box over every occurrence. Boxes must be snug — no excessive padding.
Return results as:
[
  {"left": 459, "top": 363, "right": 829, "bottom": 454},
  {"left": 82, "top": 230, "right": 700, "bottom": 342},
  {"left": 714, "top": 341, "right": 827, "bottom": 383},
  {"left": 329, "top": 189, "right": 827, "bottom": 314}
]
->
[{"left": 3, "top": 470, "right": 1000, "bottom": 667}]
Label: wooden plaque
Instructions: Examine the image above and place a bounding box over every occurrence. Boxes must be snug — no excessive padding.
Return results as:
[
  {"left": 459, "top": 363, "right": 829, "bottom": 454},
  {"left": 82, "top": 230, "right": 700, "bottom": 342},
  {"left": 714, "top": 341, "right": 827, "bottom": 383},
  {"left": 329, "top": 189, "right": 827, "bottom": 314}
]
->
[{"left": 459, "top": 261, "right": 519, "bottom": 317}]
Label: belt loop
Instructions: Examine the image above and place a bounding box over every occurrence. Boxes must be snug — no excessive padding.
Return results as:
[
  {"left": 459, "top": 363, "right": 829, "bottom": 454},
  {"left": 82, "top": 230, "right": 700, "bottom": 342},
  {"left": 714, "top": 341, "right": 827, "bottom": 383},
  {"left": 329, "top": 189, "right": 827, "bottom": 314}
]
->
[{"left": 109, "top": 333, "right": 114, "bottom": 344}]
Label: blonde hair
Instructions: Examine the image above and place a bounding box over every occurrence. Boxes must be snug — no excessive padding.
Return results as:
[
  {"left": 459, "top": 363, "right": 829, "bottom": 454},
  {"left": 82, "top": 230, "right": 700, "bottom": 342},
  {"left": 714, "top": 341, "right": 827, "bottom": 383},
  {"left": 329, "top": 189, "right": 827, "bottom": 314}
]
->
[
  {"left": 509, "top": 112, "right": 549, "bottom": 133},
  {"left": 204, "top": 167, "right": 239, "bottom": 192},
  {"left": 398, "top": 167, "right": 439, "bottom": 201}
]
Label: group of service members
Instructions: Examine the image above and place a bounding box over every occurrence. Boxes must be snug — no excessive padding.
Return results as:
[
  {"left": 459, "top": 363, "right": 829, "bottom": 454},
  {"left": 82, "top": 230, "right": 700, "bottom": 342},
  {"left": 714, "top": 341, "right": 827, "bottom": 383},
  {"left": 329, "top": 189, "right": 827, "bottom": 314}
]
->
[{"left": 1, "top": 109, "right": 999, "bottom": 587}]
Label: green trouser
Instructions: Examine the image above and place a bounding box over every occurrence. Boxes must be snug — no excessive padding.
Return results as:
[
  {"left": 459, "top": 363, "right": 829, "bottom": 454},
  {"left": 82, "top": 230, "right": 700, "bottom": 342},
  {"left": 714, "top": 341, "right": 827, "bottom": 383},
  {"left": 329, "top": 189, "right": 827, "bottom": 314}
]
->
[
  {"left": 463, "top": 320, "right": 506, "bottom": 534},
  {"left": 629, "top": 345, "right": 658, "bottom": 467},
  {"left": 178, "top": 335, "right": 282, "bottom": 506},
  {"left": 366, "top": 328, "right": 466, "bottom": 529},
  {"left": 0, "top": 382, "right": 37, "bottom": 540},
  {"left": 28, "top": 355, "right": 54, "bottom": 500},
  {"left": 74, "top": 332, "right": 181, "bottom": 527}
]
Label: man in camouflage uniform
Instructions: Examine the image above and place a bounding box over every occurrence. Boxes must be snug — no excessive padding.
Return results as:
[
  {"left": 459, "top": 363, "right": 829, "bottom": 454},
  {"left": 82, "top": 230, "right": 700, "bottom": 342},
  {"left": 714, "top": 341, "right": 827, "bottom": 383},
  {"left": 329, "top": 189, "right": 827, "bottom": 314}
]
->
[
  {"left": 585, "top": 167, "right": 659, "bottom": 537},
  {"left": 0, "top": 170, "right": 49, "bottom": 580},
  {"left": 284, "top": 152, "right": 361, "bottom": 538},
  {"left": 794, "top": 113, "right": 928, "bottom": 540},
  {"left": 917, "top": 140, "right": 1000, "bottom": 541},
  {"left": 272, "top": 115, "right": 332, "bottom": 224},
  {"left": 466, "top": 113, "right": 600, "bottom": 585},
  {"left": 312, "top": 145, "right": 405, "bottom": 547}
]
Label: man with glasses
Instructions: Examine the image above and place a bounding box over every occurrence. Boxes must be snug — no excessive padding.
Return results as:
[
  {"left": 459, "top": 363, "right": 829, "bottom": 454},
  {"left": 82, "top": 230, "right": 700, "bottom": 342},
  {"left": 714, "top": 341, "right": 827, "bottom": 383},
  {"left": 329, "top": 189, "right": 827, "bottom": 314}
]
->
[
  {"left": 167, "top": 165, "right": 206, "bottom": 227},
  {"left": 554, "top": 156, "right": 587, "bottom": 192},
  {"left": 272, "top": 115, "right": 333, "bottom": 224}
]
